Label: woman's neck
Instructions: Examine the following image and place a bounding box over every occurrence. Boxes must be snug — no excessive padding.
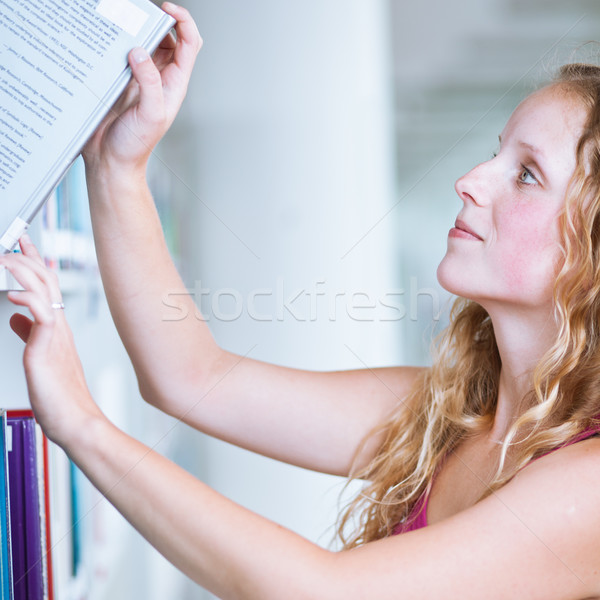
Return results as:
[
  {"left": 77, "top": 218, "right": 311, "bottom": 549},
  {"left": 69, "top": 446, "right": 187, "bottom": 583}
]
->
[{"left": 484, "top": 301, "right": 558, "bottom": 442}]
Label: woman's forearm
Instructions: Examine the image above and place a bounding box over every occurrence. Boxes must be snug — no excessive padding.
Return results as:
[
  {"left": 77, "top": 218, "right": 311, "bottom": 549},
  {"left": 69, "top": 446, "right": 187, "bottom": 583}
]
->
[
  {"left": 66, "top": 413, "right": 334, "bottom": 600},
  {"left": 85, "top": 165, "right": 223, "bottom": 409}
]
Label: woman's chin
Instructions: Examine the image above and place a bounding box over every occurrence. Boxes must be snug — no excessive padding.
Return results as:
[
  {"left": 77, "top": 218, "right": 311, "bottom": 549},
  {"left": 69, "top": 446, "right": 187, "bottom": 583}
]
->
[
  {"left": 436, "top": 260, "right": 459, "bottom": 295},
  {"left": 436, "top": 261, "right": 482, "bottom": 303}
]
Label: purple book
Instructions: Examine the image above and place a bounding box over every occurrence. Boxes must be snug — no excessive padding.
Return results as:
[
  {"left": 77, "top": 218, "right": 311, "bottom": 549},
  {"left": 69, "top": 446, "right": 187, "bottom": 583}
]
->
[{"left": 7, "top": 415, "right": 44, "bottom": 600}]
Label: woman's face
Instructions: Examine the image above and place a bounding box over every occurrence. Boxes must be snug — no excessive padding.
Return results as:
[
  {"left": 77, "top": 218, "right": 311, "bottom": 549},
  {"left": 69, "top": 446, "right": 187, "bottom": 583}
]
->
[{"left": 437, "top": 85, "right": 588, "bottom": 312}]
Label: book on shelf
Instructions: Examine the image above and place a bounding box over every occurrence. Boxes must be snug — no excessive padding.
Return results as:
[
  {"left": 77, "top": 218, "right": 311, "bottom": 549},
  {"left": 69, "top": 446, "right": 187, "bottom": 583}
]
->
[
  {"left": 0, "top": 0, "right": 176, "bottom": 254},
  {"left": 41, "top": 157, "right": 96, "bottom": 275},
  {"left": 0, "top": 410, "right": 86, "bottom": 600}
]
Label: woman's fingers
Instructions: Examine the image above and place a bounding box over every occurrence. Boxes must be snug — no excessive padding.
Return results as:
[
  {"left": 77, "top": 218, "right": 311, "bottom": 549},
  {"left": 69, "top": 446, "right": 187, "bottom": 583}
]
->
[
  {"left": 0, "top": 238, "right": 64, "bottom": 337},
  {"left": 163, "top": 3, "right": 203, "bottom": 72},
  {"left": 6, "top": 287, "right": 58, "bottom": 357},
  {"left": 7, "top": 287, "right": 52, "bottom": 315},
  {"left": 156, "top": 30, "right": 177, "bottom": 54},
  {"left": 153, "top": 32, "right": 177, "bottom": 71},
  {"left": 128, "top": 47, "right": 167, "bottom": 130},
  {"left": 18, "top": 233, "right": 46, "bottom": 266},
  {"left": 0, "top": 252, "right": 62, "bottom": 304},
  {"left": 2, "top": 247, "right": 66, "bottom": 361},
  {"left": 128, "top": 3, "right": 201, "bottom": 125},
  {"left": 9, "top": 313, "right": 33, "bottom": 343},
  {"left": 158, "top": 3, "right": 202, "bottom": 114}
]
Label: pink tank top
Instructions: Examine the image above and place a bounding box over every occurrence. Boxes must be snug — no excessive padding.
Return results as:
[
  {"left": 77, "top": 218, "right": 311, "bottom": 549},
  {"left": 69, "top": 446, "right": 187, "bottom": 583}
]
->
[{"left": 393, "top": 424, "right": 600, "bottom": 535}]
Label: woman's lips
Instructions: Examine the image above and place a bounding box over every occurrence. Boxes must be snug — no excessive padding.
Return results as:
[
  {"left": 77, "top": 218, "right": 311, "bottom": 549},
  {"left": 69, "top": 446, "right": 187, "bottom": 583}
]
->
[{"left": 449, "top": 219, "right": 483, "bottom": 241}]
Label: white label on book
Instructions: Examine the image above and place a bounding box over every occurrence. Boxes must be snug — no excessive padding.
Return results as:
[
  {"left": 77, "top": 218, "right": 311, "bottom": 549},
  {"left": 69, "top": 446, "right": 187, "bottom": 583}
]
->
[
  {"left": 96, "top": 0, "right": 150, "bottom": 37},
  {"left": 6, "top": 426, "right": 11, "bottom": 454},
  {"left": 0, "top": 217, "right": 29, "bottom": 252}
]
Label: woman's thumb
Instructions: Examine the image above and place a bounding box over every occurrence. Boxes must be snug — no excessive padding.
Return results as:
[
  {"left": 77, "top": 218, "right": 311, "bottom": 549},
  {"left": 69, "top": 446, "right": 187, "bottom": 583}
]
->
[
  {"left": 10, "top": 313, "right": 33, "bottom": 343},
  {"left": 128, "top": 47, "right": 166, "bottom": 125}
]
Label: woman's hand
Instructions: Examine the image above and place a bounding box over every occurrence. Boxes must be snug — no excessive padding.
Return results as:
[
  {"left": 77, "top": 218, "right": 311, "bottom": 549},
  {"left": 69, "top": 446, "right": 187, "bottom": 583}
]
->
[
  {"left": 0, "top": 235, "right": 103, "bottom": 448},
  {"left": 82, "top": 2, "right": 202, "bottom": 175}
]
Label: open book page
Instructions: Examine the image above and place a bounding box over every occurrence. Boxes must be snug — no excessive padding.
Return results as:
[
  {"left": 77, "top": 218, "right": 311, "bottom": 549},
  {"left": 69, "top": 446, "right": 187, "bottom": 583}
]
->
[{"left": 0, "top": 0, "right": 174, "bottom": 251}]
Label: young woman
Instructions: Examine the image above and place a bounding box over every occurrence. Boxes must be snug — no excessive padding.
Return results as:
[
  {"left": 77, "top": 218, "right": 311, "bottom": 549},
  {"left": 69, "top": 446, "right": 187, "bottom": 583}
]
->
[{"left": 2, "top": 3, "right": 600, "bottom": 598}]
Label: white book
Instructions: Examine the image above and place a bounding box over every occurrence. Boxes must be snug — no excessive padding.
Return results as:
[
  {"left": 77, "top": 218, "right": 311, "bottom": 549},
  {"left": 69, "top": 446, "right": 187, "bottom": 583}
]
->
[{"left": 0, "top": 0, "right": 175, "bottom": 252}]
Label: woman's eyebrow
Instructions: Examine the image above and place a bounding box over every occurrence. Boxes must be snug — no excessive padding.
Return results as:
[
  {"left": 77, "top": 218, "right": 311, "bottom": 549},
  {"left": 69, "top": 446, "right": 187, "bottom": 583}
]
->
[
  {"left": 498, "top": 135, "right": 546, "bottom": 161},
  {"left": 518, "top": 140, "right": 546, "bottom": 160}
]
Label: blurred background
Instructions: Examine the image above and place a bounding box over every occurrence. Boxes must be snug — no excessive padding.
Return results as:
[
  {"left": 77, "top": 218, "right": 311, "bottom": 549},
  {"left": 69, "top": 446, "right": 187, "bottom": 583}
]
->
[{"left": 3, "top": 0, "right": 600, "bottom": 598}]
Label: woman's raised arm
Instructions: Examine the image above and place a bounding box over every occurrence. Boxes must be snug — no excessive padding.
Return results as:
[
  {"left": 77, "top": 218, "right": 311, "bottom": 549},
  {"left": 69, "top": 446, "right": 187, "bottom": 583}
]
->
[{"left": 81, "top": 3, "right": 421, "bottom": 477}]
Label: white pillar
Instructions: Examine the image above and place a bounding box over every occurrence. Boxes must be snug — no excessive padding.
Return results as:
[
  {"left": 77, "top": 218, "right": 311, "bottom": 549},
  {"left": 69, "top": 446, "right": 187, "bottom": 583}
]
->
[{"left": 160, "top": 2, "right": 401, "bottom": 596}]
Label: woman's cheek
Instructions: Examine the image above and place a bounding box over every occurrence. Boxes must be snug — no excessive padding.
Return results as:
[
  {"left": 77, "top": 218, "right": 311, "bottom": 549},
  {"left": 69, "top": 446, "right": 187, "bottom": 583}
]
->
[{"left": 498, "top": 205, "right": 561, "bottom": 299}]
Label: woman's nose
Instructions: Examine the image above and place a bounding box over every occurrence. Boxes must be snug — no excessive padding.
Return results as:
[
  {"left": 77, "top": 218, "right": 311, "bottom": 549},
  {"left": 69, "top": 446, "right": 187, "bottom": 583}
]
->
[{"left": 454, "top": 162, "right": 490, "bottom": 207}]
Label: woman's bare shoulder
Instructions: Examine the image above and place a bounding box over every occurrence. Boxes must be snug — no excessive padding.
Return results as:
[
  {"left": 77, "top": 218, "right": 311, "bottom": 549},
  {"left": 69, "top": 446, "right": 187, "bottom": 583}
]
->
[{"left": 333, "top": 437, "right": 600, "bottom": 600}]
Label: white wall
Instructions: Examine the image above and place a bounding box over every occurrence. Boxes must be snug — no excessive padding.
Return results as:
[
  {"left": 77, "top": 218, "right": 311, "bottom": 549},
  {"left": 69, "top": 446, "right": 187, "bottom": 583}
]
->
[{"left": 172, "top": 0, "right": 401, "bottom": 369}]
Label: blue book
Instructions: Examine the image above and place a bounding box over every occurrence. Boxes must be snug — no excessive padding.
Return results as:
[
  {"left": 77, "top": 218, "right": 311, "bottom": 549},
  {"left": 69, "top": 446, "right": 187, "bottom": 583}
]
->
[
  {"left": 0, "top": 413, "right": 13, "bottom": 600},
  {"left": 69, "top": 462, "right": 81, "bottom": 578}
]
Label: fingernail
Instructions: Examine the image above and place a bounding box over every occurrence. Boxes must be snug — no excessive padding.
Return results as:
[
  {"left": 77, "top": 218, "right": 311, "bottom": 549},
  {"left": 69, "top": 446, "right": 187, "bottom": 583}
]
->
[
  {"left": 132, "top": 48, "right": 149, "bottom": 63},
  {"left": 163, "top": 2, "right": 176, "bottom": 10}
]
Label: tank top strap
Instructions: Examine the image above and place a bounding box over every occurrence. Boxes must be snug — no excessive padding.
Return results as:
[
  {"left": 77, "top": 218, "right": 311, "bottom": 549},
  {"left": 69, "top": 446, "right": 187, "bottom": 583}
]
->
[
  {"left": 558, "top": 415, "right": 600, "bottom": 447},
  {"left": 531, "top": 417, "right": 600, "bottom": 463},
  {"left": 391, "top": 489, "right": 428, "bottom": 535}
]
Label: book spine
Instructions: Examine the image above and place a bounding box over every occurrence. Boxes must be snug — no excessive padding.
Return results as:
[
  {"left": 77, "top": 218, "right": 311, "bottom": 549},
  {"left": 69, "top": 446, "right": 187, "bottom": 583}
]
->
[
  {"left": 35, "top": 426, "right": 52, "bottom": 600},
  {"left": 21, "top": 419, "right": 44, "bottom": 600},
  {"left": 41, "top": 436, "right": 53, "bottom": 600},
  {"left": 47, "top": 442, "right": 74, "bottom": 600},
  {"left": 0, "top": 413, "right": 13, "bottom": 600},
  {"left": 8, "top": 419, "right": 26, "bottom": 600}
]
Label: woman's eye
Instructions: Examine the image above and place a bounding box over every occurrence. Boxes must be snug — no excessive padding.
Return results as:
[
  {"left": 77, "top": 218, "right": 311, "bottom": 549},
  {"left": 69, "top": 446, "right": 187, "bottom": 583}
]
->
[{"left": 518, "top": 166, "right": 538, "bottom": 185}]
